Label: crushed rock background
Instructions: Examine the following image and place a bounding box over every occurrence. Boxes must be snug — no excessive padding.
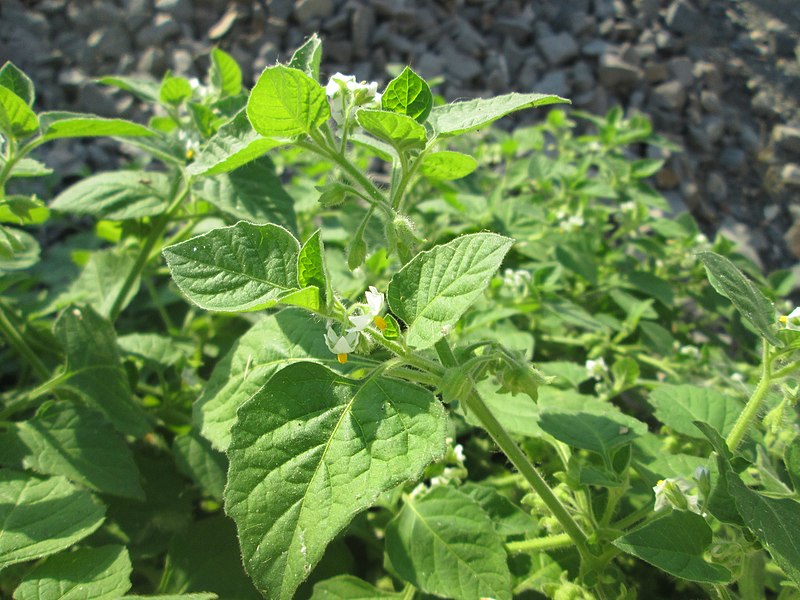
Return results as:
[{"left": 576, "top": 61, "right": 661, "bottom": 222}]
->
[{"left": 1, "top": 0, "right": 799, "bottom": 276}]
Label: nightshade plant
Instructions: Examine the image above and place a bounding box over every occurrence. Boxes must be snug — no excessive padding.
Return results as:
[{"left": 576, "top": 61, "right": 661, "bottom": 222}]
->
[{"left": 0, "top": 35, "right": 799, "bottom": 600}]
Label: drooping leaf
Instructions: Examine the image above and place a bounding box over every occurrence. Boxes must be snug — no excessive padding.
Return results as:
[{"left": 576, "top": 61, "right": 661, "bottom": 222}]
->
[
  {"left": 54, "top": 305, "right": 151, "bottom": 437},
  {"left": 612, "top": 510, "right": 731, "bottom": 583},
  {"left": 356, "top": 109, "right": 426, "bottom": 151},
  {"left": 427, "top": 92, "right": 568, "bottom": 137},
  {"left": 163, "top": 221, "right": 300, "bottom": 312},
  {"left": 381, "top": 66, "right": 432, "bottom": 122},
  {"left": 310, "top": 576, "right": 403, "bottom": 599},
  {"left": 201, "top": 157, "right": 296, "bottom": 232},
  {"left": 698, "top": 251, "right": 781, "bottom": 346},
  {"left": 51, "top": 170, "right": 171, "bottom": 220},
  {"left": 13, "top": 545, "right": 132, "bottom": 600},
  {"left": 288, "top": 34, "right": 323, "bottom": 81},
  {"left": 188, "top": 110, "right": 284, "bottom": 176},
  {"left": 247, "top": 65, "right": 330, "bottom": 138},
  {"left": 0, "top": 86, "right": 38, "bottom": 137},
  {"left": 172, "top": 431, "right": 227, "bottom": 501},
  {"left": 648, "top": 384, "right": 742, "bottom": 439},
  {"left": 385, "top": 486, "right": 512, "bottom": 600},
  {"left": 38, "top": 111, "right": 153, "bottom": 140},
  {"left": 0, "top": 469, "right": 106, "bottom": 570},
  {"left": 225, "top": 362, "right": 447, "bottom": 600},
  {"left": 387, "top": 233, "right": 514, "bottom": 349},
  {"left": 210, "top": 48, "right": 242, "bottom": 97},
  {"left": 2, "top": 403, "right": 143, "bottom": 499},
  {"left": 0, "top": 61, "right": 35, "bottom": 106},
  {"left": 419, "top": 151, "right": 477, "bottom": 180}
]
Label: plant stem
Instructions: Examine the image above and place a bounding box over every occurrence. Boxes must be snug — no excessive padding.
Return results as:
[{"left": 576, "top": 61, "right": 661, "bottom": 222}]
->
[
  {"left": 433, "top": 338, "right": 594, "bottom": 562},
  {"left": 506, "top": 533, "right": 573, "bottom": 554},
  {"left": 726, "top": 342, "right": 772, "bottom": 452},
  {"left": 0, "top": 300, "right": 49, "bottom": 379}
]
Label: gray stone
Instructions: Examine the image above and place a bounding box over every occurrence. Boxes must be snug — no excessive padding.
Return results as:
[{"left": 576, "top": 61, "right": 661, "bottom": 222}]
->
[
  {"left": 268, "top": 0, "right": 293, "bottom": 20},
  {"left": 598, "top": 51, "right": 641, "bottom": 90},
  {"left": 581, "top": 39, "right": 608, "bottom": 57},
  {"left": 87, "top": 27, "right": 131, "bottom": 60},
  {"left": 644, "top": 61, "right": 668, "bottom": 83},
  {"left": 650, "top": 79, "right": 686, "bottom": 111},
  {"left": 136, "top": 46, "right": 167, "bottom": 76},
  {"left": 455, "top": 17, "right": 486, "bottom": 57},
  {"left": 135, "top": 13, "right": 181, "bottom": 46},
  {"left": 781, "top": 164, "right": 800, "bottom": 187},
  {"left": 718, "top": 217, "right": 764, "bottom": 269},
  {"left": 415, "top": 52, "right": 445, "bottom": 80},
  {"left": 706, "top": 171, "right": 728, "bottom": 201},
  {"left": 700, "top": 90, "right": 721, "bottom": 113},
  {"left": 126, "top": 0, "right": 153, "bottom": 31},
  {"left": 668, "top": 56, "right": 694, "bottom": 87},
  {"left": 155, "top": 0, "right": 192, "bottom": 21},
  {"left": 739, "top": 124, "right": 761, "bottom": 154},
  {"left": 484, "top": 52, "right": 510, "bottom": 92},
  {"left": 171, "top": 48, "right": 194, "bottom": 76},
  {"left": 294, "top": 0, "right": 334, "bottom": 22},
  {"left": 518, "top": 54, "right": 544, "bottom": 90},
  {"left": 326, "top": 39, "right": 353, "bottom": 64},
  {"left": 534, "top": 69, "right": 569, "bottom": 98},
  {"left": 537, "top": 32, "right": 579, "bottom": 66},
  {"left": 443, "top": 46, "right": 482, "bottom": 82},
  {"left": 665, "top": 0, "right": 700, "bottom": 35},
  {"left": 636, "top": 0, "right": 660, "bottom": 20},
  {"left": 351, "top": 4, "right": 374, "bottom": 60},
  {"left": 493, "top": 17, "right": 532, "bottom": 43},
  {"left": 751, "top": 89, "right": 777, "bottom": 117},
  {"left": 720, "top": 147, "right": 747, "bottom": 172},
  {"left": 772, "top": 126, "right": 800, "bottom": 155},
  {"left": 572, "top": 61, "right": 594, "bottom": 92},
  {"left": 503, "top": 38, "right": 527, "bottom": 73},
  {"left": 208, "top": 8, "right": 238, "bottom": 40},
  {"left": 79, "top": 85, "right": 117, "bottom": 116}
]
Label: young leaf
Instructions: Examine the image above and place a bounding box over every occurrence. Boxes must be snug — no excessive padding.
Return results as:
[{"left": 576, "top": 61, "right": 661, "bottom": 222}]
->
[
  {"left": 188, "top": 110, "right": 284, "bottom": 176},
  {"left": 355, "top": 109, "right": 427, "bottom": 151},
  {"left": 648, "top": 384, "right": 742, "bottom": 439},
  {"left": 210, "top": 47, "right": 242, "bottom": 97},
  {"left": 172, "top": 431, "right": 227, "bottom": 502},
  {"left": 297, "top": 230, "right": 330, "bottom": 306},
  {"left": 160, "top": 74, "right": 192, "bottom": 105},
  {"left": 310, "top": 576, "right": 403, "bottom": 599},
  {"left": 0, "top": 61, "right": 35, "bottom": 106},
  {"left": 247, "top": 65, "right": 330, "bottom": 138},
  {"left": 698, "top": 251, "right": 782, "bottom": 347},
  {"left": 387, "top": 233, "right": 514, "bottom": 349},
  {"left": 225, "top": 362, "right": 447, "bottom": 600},
  {"left": 0, "top": 469, "right": 106, "bottom": 570},
  {"left": 201, "top": 157, "right": 297, "bottom": 232},
  {"left": 13, "top": 545, "right": 132, "bottom": 600},
  {"left": 0, "top": 86, "right": 38, "bottom": 138},
  {"left": 420, "top": 151, "right": 478, "bottom": 180},
  {"left": 54, "top": 305, "right": 151, "bottom": 437},
  {"left": 163, "top": 221, "right": 300, "bottom": 312},
  {"left": 385, "top": 486, "right": 512, "bottom": 600},
  {"left": 194, "top": 308, "right": 358, "bottom": 451},
  {"left": 288, "top": 33, "right": 323, "bottom": 81},
  {"left": 51, "top": 170, "right": 171, "bottom": 220},
  {"left": 381, "top": 66, "right": 432, "bottom": 122},
  {"left": 612, "top": 510, "right": 731, "bottom": 583},
  {"left": 2, "top": 403, "right": 144, "bottom": 499},
  {"left": 38, "top": 111, "right": 153, "bottom": 140},
  {"left": 427, "top": 92, "right": 568, "bottom": 137}
]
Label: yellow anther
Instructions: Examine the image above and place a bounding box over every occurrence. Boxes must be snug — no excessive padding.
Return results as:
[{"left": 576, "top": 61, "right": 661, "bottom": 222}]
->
[
  {"left": 373, "top": 315, "right": 387, "bottom": 331},
  {"left": 337, "top": 353, "right": 348, "bottom": 364}
]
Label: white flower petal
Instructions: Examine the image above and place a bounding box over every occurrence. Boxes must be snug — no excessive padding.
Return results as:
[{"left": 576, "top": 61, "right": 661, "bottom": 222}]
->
[
  {"left": 365, "top": 286, "right": 384, "bottom": 316},
  {"left": 348, "top": 313, "right": 373, "bottom": 332}
]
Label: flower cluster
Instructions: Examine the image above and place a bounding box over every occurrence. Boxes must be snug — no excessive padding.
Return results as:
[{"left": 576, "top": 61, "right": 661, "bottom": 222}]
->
[
  {"left": 585, "top": 357, "right": 607, "bottom": 380},
  {"left": 325, "top": 72, "right": 382, "bottom": 125},
  {"left": 653, "top": 469, "right": 708, "bottom": 516},
  {"left": 324, "top": 286, "right": 386, "bottom": 363}
]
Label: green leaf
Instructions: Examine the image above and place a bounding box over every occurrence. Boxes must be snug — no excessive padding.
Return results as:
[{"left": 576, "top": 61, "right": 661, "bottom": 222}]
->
[
  {"left": 225, "top": 362, "right": 447, "bottom": 600},
  {"left": 355, "top": 109, "right": 427, "bottom": 151},
  {"left": 13, "top": 545, "right": 132, "bottom": 600},
  {"left": 381, "top": 67, "right": 432, "bottom": 122},
  {"left": 125, "top": 595, "right": 217, "bottom": 600},
  {"left": 51, "top": 170, "right": 171, "bottom": 220},
  {"left": 118, "top": 333, "right": 184, "bottom": 368},
  {"left": 0, "top": 226, "right": 40, "bottom": 269},
  {"left": 160, "top": 74, "right": 192, "bottom": 105},
  {"left": 385, "top": 486, "right": 512, "bottom": 600},
  {"left": 427, "top": 92, "right": 568, "bottom": 137},
  {"left": 468, "top": 379, "right": 543, "bottom": 438},
  {"left": 786, "top": 437, "right": 800, "bottom": 493},
  {"left": 419, "top": 151, "right": 477, "bottom": 180},
  {"left": 194, "top": 308, "right": 357, "bottom": 451},
  {"left": 288, "top": 34, "right": 323, "bottom": 81},
  {"left": 0, "top": 469, "right": 105, "bottom": 570},
  {"left": 201, "top": 157, "right": 296, "bottom": 232},
  {"left": 172, "top": 431, "right": 227, "bottom": 501},
  {"left": 163, "top": 221, "right": 300, "bottom": 312},
  {"left": 97, "top": 75, "right": 160, "bottom": 102},
  {"left": 698, "top": 251, "right": 781, "bottom": 347},
  {"left": 0, "top": 62, "right": 35, "bottom": 106},
  {"left": 0, "top": 195, "right": 49, "bottom": 225},
  {"left": 210, "top": 48, "right": 242, "bottom": 97},
  {"left": 188, "top": 110, "right": 284, "bottom": 176},
  {"left": 247, "top": 65, "right": 330, "bottom": 137},
  {"left": 3, "top": 157, "right": 52, "bottom": 178},
  {"left": 310, "top": 576, "right": 403, "bottom": 599},
  {"left": 388, "top": 233, "right": 514, "bottom": 349},
  {"left": 648, "top": 384, "right": 742, "bottom": 439},
  {"left": 3, "top": 403, "right": 144, "bottom": 499},
  {"left": 0, "top": 86, "right": 38, "bottom": 138},
  {"left": 459, "top": 482, "right": 536, "bottom": 536},
  {"left": 54, "top": 305, "right": 151, "bottom": 437},
  {"left": 297, "top": 230, "right": 330, "bottom": 306},
  {"left": 537, "top": 411, "right": 640, "bottom": 456},
  {"left": 612, "top": 511, "right": 731, "bottom": 583},
  {"left": 38, "top": 112, "right": 153, "bottom": 140},
  {"left": 727, "top": 473, "right": 800, "bottom": 586}
]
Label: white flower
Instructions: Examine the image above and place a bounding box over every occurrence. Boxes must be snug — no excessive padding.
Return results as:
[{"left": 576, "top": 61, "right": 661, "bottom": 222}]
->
[
  {"left": 325, "top": 72, "right": 382, "bottom": 124},
  {"left": 325, "top": 72, "right": 356, "bottom": 97},
  {"left": 453, "top": 444, "right": 466, "bottom": 463},
  {"left": 679, "top": 345, "right": 700, "bottom": 358},
  {"left": 653, "top": 477, "right": 703, "bottom": 515},
  {"left": 325, "top": 326, "right": 358, "bottom": 356},
  {"left": 731, "top": 372, "right": 745, "bottom": 383},
  {"left": 779, "top": 307, "right": 800, "bottom": 331},
  {"left": 348, "top": 286, "right": 385, "bottom": 332},
  {"left": 560, "top": 214, "right": 584, "bottom": 232},
  {"left": 585, "top": 358, "right": 607, "bottom": 380},
  {"left": 620, "top": 201, "right": 636, "bottom": 212}
]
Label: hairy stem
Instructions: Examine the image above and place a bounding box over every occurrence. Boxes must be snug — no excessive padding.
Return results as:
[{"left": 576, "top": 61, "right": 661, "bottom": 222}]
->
[
  {"left": 506, "top": 533, "right": 573, "bottom": 554},
  {"left": 726, "top": 342, "right": 772, "bottom": 451}
]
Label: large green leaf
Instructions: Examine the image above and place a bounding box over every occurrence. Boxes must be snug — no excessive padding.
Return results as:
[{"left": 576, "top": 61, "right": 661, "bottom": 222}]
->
[
  {"left": 2, "top": 403, "right": 143, "bottom": 499},
  {"left": 288, "top": 34, "right": 322, "bottom": 81},
  {"left": 356, "top": 109, "right": 426, "bottom": 151},
  {"left": 225, "top": 362, "right": 447, "bottom": 600},
  {"left": 648, "top": 384, "right": 742, "bottom": 439},
  {"left": 387, "top": 233, "right": 513, "bottom": 349},
  {"left": 201, "top": 157, "right": 296, "bottom": 232},
  {"left": 247, "top": 65, "right": 330, "bottom": 138},
  {"left": 613, "top": 510, "right": 731, "bottom": 583},
  {"left": 172, "top": 431, "right": 227, "bottom": 502},
  {"left": 0, "top": 86, "right": 38, "bottom": 137},
  {"left": 385, "top": 486, "right": 512, "bottom": 600},
  {"left": 51, "top": 171, "right": 171, "bottom": 220},
  {"left": 381, "top": 66, "right": 432, "bottom": 122},
  {"left": 0, "top": 61, "right": 35, "bottom": 106},
  {"left": 188, "top": 110, "right": 284, "bottom": 176},
  {"left": 13, "top": 545, "right": 132, "bottom": 600},
  {"left": 419, "top": 151, "right": 477, "bottom": 180},
  {"left": 310, "top": 576, "right": 403, "bottom": 599},
  {"left": 459, "top": 482, "right": 536, "bottom": 536},
  {"left": 163, "top": 221, "right": 300, "bottom": 312},
  {"left": 698, "top": 251, "right": 781, "bottom": 346},
  {"left": 209, "top": 48, "right": 242, "bottom": 97},
  {"left": 427, "top": 92, "right": 568, "bottom": 137},
  {"left": 38, "top": 111, "right": 153, "bottom": 140},
  {"left": 0, "top": 469, "right": 105, "bottom": 569},
  {"left": 194, "top": 308, "right": 357, "bottom": 451},
  {"left": 54, "top": 305, "right": 151, "bottom": 437}
]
